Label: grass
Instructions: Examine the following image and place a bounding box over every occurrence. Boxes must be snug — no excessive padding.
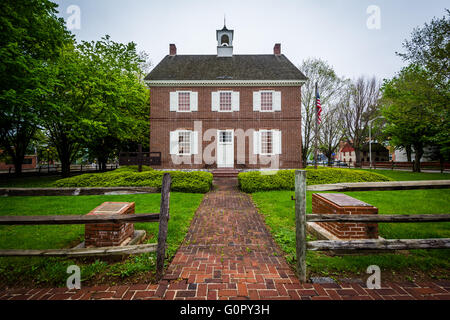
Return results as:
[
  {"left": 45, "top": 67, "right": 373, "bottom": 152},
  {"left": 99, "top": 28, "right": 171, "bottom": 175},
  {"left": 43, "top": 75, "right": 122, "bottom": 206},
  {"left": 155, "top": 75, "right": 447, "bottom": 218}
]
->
[
  {"left": 251, "top": 189, "right": 450, "bottom": 281},
  {"left": 359, "top": 169, "right": 450, "bottom": 181},
  {"left": 0, "top": 192, "right": 204, "bottom": 287}
]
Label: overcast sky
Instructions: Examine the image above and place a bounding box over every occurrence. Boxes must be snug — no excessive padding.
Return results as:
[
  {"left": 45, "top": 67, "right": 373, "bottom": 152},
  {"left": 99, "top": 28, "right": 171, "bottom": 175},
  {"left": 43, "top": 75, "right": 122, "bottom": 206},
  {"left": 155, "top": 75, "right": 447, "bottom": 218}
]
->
[{"left": 54, "top": 0, "right": 448, "bottom": 81}]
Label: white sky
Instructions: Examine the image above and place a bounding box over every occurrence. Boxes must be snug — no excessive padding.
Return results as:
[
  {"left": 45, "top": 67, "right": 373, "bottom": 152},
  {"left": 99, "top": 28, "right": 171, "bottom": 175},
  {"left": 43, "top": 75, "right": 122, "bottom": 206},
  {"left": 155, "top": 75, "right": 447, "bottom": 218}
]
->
[{"left": 54, "top": 0, "right": 448, "bottom": 81}]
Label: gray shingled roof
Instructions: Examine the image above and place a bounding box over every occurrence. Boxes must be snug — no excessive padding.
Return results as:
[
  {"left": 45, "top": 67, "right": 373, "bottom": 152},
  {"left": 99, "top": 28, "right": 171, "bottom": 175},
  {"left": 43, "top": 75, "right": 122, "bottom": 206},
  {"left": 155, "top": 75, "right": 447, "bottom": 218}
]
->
[{"left": 144, "top": 54, "right": 307, "bottom": 81}]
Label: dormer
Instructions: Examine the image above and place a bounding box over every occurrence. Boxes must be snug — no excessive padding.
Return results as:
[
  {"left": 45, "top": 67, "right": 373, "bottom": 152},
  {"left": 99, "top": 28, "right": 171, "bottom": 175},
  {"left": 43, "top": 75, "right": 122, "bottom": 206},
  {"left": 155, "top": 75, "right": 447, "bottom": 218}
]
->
[{"left": 216, "top": 24, "right": 234, "bottom": 57}]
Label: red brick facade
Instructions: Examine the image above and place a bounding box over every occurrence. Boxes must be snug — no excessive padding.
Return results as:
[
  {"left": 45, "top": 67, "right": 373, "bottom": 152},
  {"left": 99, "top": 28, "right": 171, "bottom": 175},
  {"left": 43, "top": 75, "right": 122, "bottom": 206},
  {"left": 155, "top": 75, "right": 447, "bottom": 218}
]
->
[
  {"left": 149, "top": 86, "right": 303, "bottom": 169},
  {"left": 312, "top": 193, "right": 378, "bottom": 240},
  {"left": 0, "top": 153, "right": 37, "bottom": 170}
]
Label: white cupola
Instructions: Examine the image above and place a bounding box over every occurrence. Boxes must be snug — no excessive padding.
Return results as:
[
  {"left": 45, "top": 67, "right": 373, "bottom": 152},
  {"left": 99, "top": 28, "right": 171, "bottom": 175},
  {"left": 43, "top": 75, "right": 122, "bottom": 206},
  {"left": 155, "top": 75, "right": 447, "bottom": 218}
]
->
[{"left": 216, "top": 22, "right": 234, "bottom": 57}]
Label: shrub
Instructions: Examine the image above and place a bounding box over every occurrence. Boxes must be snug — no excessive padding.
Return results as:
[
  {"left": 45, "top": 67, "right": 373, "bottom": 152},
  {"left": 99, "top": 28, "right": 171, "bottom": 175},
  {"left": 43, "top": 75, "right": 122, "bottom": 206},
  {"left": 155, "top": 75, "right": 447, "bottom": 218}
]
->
[
  {"left": 238, "top": 168, "right": 392, "bottom": 193},
  {"left": 53, "top": 167, "right": 213, "bottom": 193}
]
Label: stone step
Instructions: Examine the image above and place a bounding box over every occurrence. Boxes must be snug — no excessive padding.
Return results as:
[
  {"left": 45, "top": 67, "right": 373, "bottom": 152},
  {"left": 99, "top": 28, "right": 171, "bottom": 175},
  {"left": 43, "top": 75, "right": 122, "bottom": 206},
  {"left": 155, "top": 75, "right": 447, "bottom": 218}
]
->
[{"left": 212, "top": 169, "right": 240, "bottom": 178}]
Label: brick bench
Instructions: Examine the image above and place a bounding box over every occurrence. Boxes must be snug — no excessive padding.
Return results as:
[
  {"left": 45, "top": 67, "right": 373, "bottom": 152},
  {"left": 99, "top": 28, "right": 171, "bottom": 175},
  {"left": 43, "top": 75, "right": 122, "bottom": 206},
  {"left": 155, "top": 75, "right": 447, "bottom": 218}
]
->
[
  {"left": 312, "top": 193, "right": 378, "bottom": 240},
  {"left": 85, "top": 202, "right": 135, "bottom": 247}
]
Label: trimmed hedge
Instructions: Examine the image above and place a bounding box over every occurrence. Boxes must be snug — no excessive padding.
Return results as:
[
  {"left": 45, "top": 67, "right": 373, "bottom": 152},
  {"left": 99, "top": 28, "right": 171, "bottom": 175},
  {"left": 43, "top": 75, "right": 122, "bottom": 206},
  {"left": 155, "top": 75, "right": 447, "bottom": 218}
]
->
[
  {"left": 53, "top": 167, "right": 213, "bottom": 193},
  {"left": 238, "top": 167, "right": 392, "bottom": 193}
]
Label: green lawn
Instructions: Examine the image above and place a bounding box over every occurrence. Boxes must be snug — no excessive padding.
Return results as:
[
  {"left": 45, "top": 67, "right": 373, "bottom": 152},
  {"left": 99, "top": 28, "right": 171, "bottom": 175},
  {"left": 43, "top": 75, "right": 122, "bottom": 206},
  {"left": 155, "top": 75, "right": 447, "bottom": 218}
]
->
[
  {"left": 252, "top": 189, "right": 450, "bottom": 281},
  {"left": 0, "top": 192, "right": 204, "bottom": 287},
  {"left": 359, "top": 169, "right": 450, "bottom": 181}
]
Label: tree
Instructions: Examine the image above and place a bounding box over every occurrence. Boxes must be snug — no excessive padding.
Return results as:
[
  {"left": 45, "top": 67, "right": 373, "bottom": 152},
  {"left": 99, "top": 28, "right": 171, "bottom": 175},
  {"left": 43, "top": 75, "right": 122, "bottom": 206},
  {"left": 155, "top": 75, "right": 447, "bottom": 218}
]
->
[
  {"left": 387, "top": 10, "right": 450, "bottom": 169},
  {"left": 298, "top": 58, "right": 346, "bottom": 167},
  {"left": 42, "top": 37, "right": 149, "bottom": 176},
  {"left": 0, "top": 0, "right": 71, "bottom": 175},
  {"left": 318, "top": 103, "right": 345, "bottom": 166},
  {"left": 341, "top": 76, "right": 382, "bottom": 167},
  {"left": 396, "top": 10, "right": 449, "bottom": 90},
  {"left": 381, "top": 65, "right": 446, "bottom": 172}
]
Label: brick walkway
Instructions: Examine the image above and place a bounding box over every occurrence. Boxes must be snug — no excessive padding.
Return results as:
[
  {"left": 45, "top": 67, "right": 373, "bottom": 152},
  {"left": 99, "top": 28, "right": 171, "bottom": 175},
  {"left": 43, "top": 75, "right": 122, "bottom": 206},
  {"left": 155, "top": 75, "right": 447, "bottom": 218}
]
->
[{"left": 0, "top": 178, "right": 449, "bottom": 300}]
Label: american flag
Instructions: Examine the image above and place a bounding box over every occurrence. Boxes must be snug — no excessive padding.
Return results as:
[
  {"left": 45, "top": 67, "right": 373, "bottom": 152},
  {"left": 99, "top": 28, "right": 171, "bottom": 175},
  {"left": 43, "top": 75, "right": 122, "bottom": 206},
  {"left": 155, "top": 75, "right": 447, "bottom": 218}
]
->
[{"left": 316, "top": 87, "right": 322, "bottom": 124}]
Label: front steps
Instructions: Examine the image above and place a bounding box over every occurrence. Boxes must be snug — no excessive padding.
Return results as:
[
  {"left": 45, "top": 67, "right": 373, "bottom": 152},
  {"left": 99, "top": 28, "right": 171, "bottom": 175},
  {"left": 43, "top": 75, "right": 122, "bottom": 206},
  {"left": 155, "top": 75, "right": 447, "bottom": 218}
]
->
[{"left": 212, "top": 168, "right": 240, "bottom": 178}]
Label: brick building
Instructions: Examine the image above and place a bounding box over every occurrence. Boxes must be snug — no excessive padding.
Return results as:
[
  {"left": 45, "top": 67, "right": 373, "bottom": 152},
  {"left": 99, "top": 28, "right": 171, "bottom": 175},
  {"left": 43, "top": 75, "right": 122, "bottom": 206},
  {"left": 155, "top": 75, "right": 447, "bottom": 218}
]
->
[
  {"left": 144, "top": 24, "right": 307, "bottom": 170},
  {"left": 0, "top": 150, "right": 37, "bottom": 171}
]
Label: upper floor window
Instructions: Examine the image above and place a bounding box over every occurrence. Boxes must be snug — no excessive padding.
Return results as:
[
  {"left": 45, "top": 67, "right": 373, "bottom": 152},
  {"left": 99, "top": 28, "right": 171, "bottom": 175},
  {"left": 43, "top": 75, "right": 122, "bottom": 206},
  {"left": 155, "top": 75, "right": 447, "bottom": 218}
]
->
[
  {"left": 211, "top": 91, "right": 239, "bottom": 112},
  {"left": 253, "top": 91, "right": 281, "bottom": 112},
  {"left": 220, "top": 92, "right": 232, "bottom": 111},
  {"left": 178, "top": 92, "right": 190, "bottom": 111},
  {"left": 170, "top": 91, "right": 198, "bottom": 112},
  {"left": 261, "top": 92, "right": 273, "bottom": 111}
]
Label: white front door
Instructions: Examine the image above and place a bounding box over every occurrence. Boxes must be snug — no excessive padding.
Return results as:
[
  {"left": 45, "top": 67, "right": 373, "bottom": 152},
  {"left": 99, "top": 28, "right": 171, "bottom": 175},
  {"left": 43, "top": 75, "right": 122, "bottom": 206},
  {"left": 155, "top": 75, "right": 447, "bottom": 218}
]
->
[{"left": 217, "top": 130, "right": 234, "bottom": 168}]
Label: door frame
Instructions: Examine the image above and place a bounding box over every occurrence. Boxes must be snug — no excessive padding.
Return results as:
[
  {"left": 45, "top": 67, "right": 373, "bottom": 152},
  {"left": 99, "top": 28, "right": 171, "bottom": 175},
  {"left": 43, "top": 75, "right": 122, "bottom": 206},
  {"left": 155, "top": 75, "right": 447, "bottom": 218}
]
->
[{"left": 217, "top": 129, "right": 234, "bottom": 168}]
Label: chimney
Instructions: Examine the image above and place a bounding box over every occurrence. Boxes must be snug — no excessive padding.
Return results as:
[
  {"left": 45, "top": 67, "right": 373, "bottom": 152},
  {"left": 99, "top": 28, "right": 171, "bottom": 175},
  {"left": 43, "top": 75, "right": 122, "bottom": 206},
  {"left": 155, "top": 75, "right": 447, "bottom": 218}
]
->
[
  {"left": 274, "top": 43, "right": 281, "bottom": 56},
  {"left": 169, "top": 44, "right": 177, "bottom": 56}
]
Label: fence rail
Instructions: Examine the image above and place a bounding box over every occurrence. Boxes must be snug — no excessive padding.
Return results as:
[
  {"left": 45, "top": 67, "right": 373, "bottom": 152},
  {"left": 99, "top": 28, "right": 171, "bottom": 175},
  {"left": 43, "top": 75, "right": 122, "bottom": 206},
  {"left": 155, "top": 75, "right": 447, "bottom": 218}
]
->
[
  {"left": 0, "top": 213, "right": 160, "bottom": 225},
  {"left": 360, "top": 161, "right": 449, "bottom": 172},
  {"left": 294, "top": 170, "right": 450, "bottom": 282},
  {"left": 119, "top": 152, "right": 161, "bottom": 166},
  {"left": 0, "top": 173, "right": 172, "bottom": 280},
  {"left": 306, "top": 214, "right": 450, "bottom": 223},
  {"left": 2, "top": 163, "right": 119, "bottom": 176}
]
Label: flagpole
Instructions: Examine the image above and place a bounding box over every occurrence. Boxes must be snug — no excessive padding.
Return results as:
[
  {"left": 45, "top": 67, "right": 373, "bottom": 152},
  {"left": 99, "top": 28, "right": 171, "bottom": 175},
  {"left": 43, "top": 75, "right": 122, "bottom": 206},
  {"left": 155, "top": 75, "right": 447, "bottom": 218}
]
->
[{"left": 314, "top": 82, "right": 318, "bottom": 169}]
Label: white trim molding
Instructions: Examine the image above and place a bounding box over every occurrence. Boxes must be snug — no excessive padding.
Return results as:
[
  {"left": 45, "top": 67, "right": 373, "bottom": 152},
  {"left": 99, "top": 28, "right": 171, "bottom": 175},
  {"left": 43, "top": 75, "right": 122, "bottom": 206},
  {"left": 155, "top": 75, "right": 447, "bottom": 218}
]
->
[{"left": 146, "top": 79, "right": 306, "bottom": 87}]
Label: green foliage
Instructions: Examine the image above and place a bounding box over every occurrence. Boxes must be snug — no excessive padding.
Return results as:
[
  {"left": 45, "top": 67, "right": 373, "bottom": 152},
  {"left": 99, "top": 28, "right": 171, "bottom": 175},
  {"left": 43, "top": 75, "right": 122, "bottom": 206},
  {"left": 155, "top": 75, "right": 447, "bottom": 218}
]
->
[
  {"left": 0, "top": 192, "right": 204, "bottom": 287},
  {"left": 0, "top": 0, "right": 72, "bottom": 174},
  {"left": 42, "top": 36, "right": 150, "bottom": 176},
  {"left": 252, "top": 189, "right": 450, "bottom": 278},
  {"left": 53, "top": 167, "right": 213, "bottom": 193},
  {"left": 238, "top": 167, "right": 392, "bottom": 193},
  {"left": 397, "top": 9, "right": 449, "bottom": 89},
  {"left": 381, "top": 64, "right": 449, "bottom": 164}
]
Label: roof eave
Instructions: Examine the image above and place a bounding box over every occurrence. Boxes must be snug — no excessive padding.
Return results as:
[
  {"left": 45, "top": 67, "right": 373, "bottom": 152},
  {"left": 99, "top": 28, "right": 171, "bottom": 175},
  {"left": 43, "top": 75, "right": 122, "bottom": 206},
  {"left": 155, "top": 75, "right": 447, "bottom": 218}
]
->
[{"left": 145, "top": 79, "right": 307, "bottom": 87}]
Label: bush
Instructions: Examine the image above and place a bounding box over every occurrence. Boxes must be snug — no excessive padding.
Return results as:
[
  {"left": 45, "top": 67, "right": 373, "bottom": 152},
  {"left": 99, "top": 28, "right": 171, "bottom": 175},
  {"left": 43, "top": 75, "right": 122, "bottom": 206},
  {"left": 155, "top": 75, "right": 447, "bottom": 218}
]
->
[
  {"left": 53, "top": 167, "right": 213, "bottom": 193},
  {"left": 238, "top": 168, "right": 392, "bottom": 193}
]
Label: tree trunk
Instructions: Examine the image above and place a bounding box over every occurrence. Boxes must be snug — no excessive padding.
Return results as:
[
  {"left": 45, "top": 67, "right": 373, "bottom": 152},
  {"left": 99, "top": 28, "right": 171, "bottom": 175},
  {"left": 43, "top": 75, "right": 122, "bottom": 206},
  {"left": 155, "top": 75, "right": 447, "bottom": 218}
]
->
[
  {"left": 354, "top": 147, "right": 362, "bottom": 168},
  {"left": 413, "top": 144, "right": 423, "bottom": 172},
  {"left": 11, "top": 149, "right": 25, "bottom": 176},
  {"left": 13, "top": 160, "right": 23, "bottom": 176},
  {"left": 406, "top": 145, "right": 412, "bottom": 162}
]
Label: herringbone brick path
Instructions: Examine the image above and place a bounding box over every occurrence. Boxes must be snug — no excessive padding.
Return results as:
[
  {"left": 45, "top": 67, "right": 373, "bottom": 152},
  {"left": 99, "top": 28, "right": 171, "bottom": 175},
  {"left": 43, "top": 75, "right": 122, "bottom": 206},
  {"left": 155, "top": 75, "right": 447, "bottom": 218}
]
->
[{"left": 0, "top": 178, "right": 449, "bottom": 300}]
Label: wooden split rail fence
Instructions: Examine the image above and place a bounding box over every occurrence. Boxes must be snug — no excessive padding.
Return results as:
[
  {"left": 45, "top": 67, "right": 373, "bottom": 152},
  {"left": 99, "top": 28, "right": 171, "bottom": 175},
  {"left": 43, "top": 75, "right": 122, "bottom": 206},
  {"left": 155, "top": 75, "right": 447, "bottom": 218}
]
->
[
  {"left": 294, "top": 170, "right": 450, "bottom": 282},
  {"left": 0, "top": 173, "right": 172, "bottom": 280}
]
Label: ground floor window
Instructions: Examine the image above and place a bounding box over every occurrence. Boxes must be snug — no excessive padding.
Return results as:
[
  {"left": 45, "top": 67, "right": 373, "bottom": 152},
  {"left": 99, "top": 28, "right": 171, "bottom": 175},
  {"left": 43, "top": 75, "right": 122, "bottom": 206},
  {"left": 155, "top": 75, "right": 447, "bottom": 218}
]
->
[
  {"left": 178, "top": 131, "right": 191, "bottom": 155},
  {"left": 260, "top": 131, "right": 273, "bottom": 155}
]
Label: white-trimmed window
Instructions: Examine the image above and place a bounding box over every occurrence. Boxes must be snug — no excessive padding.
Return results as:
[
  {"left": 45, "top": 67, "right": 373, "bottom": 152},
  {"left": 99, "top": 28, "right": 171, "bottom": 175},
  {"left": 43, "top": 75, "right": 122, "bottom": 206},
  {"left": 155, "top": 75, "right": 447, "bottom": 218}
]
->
[
  {"left": 261, "top": 92, "right": 273, "bottom": 111},
  {"left": 178, "top": 92, "right": 190, "bottom": 111},
  {"left": 260, "top": 130, "right": 273, "bottom": 155},
  {"left": 219, "top": 91, "right": 232, "bottom": 111},
  {"left": 170, "top": 91, "right": 198, "bottom": 112},
  {"left": 211, "top": 91, "right": 239, "bottom": 112},
  {"left": 178, "top": 131, "right": 191, "bottom": 155},
  {"left": 253, "top": 91, "right": 281, "bottom": 112},
  {"left": 253, "top": 130, "right": 282, "bottom": 155},
  {"left": 170, "top": 130, "right": 199, "bottom": 155}
]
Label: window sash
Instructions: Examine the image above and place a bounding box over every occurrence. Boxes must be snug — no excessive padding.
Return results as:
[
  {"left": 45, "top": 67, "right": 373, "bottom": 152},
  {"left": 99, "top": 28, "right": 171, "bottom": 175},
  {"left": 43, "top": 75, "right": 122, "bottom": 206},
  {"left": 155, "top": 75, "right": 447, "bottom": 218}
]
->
[
  {"left": 219, "top": 131, "right": 232, "bottom": 143},
  {"left": 260, "top": 92, "right": 273, "bottom": 111},
  {"left": 219, "top": 91, "right": 232, "bottom": 111},
  {"left": 178, "top": 92, "right": 191, "bottom": 111},
  {"left": 178, "top": 131, "right": 191, "bottom": 154},
  {"left": 260, "top": 131, "right": 273, "bottom": 155}
]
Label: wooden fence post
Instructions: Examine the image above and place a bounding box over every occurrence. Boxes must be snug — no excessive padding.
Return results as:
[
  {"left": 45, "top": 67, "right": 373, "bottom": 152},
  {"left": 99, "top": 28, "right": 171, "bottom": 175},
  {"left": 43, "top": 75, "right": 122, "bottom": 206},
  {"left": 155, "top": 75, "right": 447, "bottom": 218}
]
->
[
  {"left": 295, "top": 170, "right": 307, "bottom": 282},
  {"left": 156, "top": 173, "right": 171, "bottom": 280}
]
